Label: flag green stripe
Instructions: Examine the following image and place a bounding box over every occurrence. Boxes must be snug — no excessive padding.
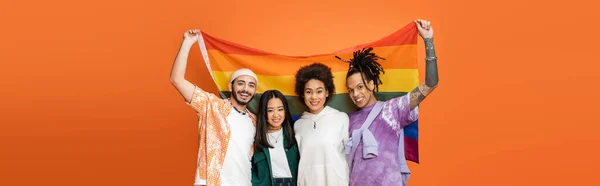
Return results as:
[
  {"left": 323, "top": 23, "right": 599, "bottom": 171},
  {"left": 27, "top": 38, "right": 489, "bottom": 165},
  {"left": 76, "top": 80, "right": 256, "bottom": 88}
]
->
[{"left": 220, "top": 91, "right": 408, "bottom": 116}]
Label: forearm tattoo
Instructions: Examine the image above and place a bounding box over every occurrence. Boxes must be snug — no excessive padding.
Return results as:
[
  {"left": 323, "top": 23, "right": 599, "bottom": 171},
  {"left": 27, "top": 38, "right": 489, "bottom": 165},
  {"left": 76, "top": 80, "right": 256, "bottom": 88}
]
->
[
  {"left": 424, "top": 38, "right": 436, "bottom": 57},
  {"left": 409, "top": 85, "right": 427, "bottom": 109},
  {"left": 408, "top": 38, "right": 439, "bottom": 109},
  {"left": 424, "top": 38, "right": 439, "bottom": 87}
]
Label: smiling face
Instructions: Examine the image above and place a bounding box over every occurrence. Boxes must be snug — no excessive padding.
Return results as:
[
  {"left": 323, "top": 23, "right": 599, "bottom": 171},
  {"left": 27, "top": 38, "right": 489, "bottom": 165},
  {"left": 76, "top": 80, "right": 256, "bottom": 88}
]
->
[
  {"left": 346, "top": 72, "right": 377, "bottom": 108},
  {"left": 230, "top": 75, "right": 257, "bottom": 105},
  {"left": 303, "top": 79, "right": 328, "bottom": 114},
  {"left": 266, "top": 97, "right": 285, "bottom": 130}
]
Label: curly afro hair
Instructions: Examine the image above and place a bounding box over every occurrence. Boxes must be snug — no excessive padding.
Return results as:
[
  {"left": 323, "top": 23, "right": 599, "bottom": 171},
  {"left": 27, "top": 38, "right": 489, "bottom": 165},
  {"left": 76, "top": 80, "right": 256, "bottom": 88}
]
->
[{"left": 294, "top": 62, "right": 336, "bottom": 106}]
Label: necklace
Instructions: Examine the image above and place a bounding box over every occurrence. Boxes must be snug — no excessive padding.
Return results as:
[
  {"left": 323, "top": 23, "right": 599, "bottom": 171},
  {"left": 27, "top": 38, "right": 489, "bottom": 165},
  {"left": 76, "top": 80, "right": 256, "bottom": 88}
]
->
[
  {"left": 227, "top": 99, "right": 247, "bottom": 115},
  {"left": 232, "top": 106, "right": 247, "bottom": 115},
  {"left": 268, "top": 130, "right": 283, "bottom": 143}
]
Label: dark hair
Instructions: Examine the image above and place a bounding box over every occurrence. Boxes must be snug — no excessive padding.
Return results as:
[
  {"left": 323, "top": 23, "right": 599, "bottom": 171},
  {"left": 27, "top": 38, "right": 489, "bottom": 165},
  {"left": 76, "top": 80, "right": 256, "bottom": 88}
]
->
[
  {"left": 338, "top": 47, "right": 385, "bottom": 92},
  {"left": 254, "top": 90, "right": 297, "bottom": 151},
  {"left": 294, "top": 63, "right": 335, "bottom": 105}
]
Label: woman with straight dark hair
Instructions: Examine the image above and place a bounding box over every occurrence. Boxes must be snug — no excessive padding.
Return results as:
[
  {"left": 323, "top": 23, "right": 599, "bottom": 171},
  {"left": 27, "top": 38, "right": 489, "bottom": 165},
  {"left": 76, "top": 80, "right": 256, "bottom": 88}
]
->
[{"left": 251, "top": 90, "right": 300, "bottom": 186}]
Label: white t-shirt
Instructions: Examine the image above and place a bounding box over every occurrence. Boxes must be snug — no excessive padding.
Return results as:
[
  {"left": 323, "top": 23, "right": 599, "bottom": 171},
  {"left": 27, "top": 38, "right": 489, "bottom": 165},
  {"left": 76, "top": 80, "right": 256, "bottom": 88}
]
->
[
  {"left": 267, "top": 129, "right": 293, "bottom": 178},
  {"left": 195, "top": 109, "right": 255, "bottom": 186}
]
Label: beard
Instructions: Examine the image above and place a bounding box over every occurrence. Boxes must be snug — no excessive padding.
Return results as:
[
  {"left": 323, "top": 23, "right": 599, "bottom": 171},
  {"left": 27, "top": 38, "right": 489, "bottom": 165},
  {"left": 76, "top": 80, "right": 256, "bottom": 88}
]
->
[{"left": 232, "top": 90, "right": 254, "bottom": 105}]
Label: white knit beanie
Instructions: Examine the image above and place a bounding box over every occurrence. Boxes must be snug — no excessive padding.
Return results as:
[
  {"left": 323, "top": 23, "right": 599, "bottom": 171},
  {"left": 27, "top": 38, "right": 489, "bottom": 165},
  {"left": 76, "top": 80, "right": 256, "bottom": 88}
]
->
[{"left": 228, "top": 68, "right": 258, "bottom": 91}]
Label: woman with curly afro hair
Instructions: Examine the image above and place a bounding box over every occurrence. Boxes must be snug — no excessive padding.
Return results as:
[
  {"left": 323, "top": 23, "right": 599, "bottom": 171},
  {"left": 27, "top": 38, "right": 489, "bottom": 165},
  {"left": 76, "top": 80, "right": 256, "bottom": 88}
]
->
[{"left": 292, "top": 62, "right": 350, "bottom": 186}]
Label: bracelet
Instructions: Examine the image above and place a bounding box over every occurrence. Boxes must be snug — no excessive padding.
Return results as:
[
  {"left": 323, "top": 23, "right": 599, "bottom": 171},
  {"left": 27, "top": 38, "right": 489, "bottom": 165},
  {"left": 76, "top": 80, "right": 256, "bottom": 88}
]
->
[{"left": 425, "top": 56, "right": 437, "bottom": 61}]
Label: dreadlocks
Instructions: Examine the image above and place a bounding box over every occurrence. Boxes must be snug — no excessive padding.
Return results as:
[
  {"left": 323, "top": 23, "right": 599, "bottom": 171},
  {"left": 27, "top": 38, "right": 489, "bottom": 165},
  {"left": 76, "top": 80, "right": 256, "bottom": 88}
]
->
[{"left": 337, "top": 47, "right": 386, "bottom": 92}]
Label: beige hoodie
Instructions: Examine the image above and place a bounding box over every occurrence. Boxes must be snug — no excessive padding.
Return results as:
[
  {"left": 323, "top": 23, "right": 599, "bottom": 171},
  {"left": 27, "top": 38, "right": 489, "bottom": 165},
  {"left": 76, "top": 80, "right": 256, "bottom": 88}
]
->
[{"left": 293, "top": 106, "right": 350, "bottom": 186}]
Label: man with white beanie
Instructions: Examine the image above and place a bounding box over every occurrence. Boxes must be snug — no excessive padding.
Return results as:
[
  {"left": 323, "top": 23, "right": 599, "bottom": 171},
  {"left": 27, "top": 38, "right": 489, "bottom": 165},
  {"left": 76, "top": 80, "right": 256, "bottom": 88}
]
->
[{"left": 170, "top": 29, "right": 258, "bottom": 186}]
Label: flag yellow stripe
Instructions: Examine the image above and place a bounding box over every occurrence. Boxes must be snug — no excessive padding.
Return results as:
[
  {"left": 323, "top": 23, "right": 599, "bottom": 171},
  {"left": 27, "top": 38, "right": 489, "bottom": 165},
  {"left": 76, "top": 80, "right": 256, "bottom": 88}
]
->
[{"left": 212, "top": 69, "right": 419, "bottom": 96}]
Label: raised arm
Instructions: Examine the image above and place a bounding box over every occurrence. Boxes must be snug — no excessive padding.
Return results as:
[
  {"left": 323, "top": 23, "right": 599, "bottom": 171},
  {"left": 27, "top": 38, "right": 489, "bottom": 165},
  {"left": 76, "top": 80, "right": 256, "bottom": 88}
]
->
[
  {"left": 409, "top": 19, "right": 439, "bottom": 110},
  {"left": 170, "top": 29, "right": 200, "bottom": 103}
]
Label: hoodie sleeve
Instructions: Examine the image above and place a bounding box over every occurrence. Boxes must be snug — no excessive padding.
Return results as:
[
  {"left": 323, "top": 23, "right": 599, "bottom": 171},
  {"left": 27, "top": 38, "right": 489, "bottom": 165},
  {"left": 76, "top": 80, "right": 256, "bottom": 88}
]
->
[
  {"left": 338, "top": 112, "right": 350, "bottom": 151},
  {"left": 293, "top": 119, "right": 303, "bottom": 150}
]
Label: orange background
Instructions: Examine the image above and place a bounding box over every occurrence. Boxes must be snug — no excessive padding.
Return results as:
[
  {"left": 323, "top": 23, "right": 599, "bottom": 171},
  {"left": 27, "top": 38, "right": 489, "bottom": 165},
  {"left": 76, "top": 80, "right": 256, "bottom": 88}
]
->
[{"left": 1, "top": 0, "right": 599, "bottom": 185}]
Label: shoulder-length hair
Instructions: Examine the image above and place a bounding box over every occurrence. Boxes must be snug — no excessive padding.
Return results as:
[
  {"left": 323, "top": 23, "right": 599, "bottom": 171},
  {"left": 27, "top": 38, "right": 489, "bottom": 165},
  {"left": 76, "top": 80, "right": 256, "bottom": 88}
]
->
[{"left": 254, "top": 90, "right": 297, "bottom": 151}]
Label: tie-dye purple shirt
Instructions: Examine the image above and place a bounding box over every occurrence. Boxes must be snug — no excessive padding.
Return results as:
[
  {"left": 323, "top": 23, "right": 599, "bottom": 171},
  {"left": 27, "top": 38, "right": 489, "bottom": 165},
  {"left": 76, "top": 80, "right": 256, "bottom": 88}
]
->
[{"left": 348, "top": 94, "right": 419, "bottom": 186}]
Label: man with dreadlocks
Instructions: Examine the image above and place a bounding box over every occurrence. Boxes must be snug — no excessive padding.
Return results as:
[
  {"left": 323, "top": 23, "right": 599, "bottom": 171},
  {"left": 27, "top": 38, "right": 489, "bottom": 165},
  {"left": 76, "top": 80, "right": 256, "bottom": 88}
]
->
[{"left": 342, "top": 19, "right": 439, "bottom": 186}]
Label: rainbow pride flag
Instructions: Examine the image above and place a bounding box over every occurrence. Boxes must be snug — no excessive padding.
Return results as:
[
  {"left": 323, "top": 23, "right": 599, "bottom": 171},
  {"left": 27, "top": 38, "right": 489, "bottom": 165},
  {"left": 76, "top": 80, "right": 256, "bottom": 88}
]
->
[{"left": 197, "top": 22, "right": 421, "bottom": 163}]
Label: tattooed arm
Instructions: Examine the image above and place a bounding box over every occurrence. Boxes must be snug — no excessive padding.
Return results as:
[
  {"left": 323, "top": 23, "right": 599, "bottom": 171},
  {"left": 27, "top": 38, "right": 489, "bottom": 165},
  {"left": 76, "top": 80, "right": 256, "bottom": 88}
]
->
[{"left": 409, "top": 19, "right": 439, "bottom": 110}]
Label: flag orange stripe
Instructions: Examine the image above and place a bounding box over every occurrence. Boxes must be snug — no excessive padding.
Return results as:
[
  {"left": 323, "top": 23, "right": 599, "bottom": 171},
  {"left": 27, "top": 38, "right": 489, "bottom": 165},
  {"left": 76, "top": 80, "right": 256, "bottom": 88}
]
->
[{"left": 206, "top": 45, "right": 418, "bottom": 76}]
